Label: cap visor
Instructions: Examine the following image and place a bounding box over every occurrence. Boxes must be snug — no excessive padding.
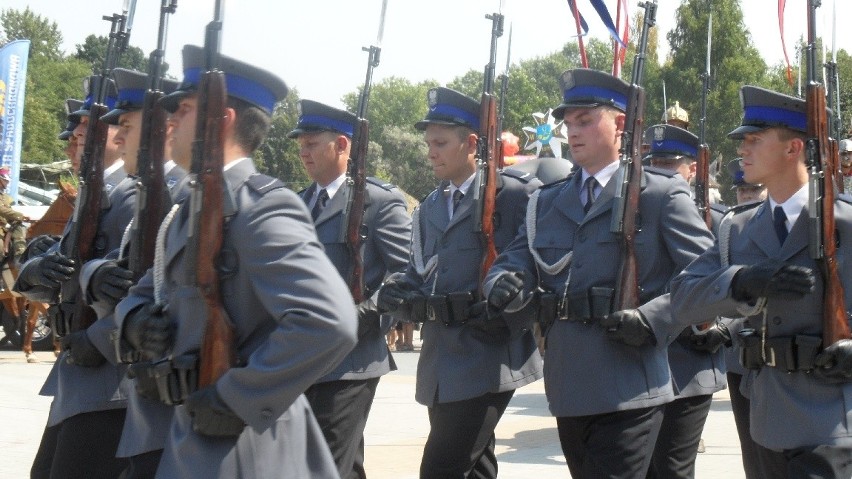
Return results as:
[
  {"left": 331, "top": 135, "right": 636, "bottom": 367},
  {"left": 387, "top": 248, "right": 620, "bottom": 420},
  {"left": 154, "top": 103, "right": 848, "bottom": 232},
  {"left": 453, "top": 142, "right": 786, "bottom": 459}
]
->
[
  {"left": 414, "top": 119, "right": 466, "bottom": 131},
  {"left": 100, "top": 108, "right": 128, "bottom": 125},
  {"left": 727, "top": 124, "right": 763, "bottom": 140},
  {"left": 159, "top": 89, "right": 192, "bottom": 114}
]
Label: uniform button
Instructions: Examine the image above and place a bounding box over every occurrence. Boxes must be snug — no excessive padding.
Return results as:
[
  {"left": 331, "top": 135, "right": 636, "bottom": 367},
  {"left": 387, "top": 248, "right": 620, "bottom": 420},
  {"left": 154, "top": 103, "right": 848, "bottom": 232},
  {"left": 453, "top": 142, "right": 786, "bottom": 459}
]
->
[
  {"left": 773, "top": 316, "right": 782, "bottom": 325},
  {"left": 578, "top": 234, "right": 586, "bottom": 242},
  {"left": 713, "top": 286, "right": 720, "bottom": 294},
  {"left": 261, "top": 408, "right": 273, "bottom": 419},
  {"left": 575, "top": 262, "right": 582, "bottom": 269},
  {"left": 549, "top": 239, "right": 554, "bottom": 245},
  {"left": 442, "top": 266, "right": 448, "bottom": 273},
  {"left": 441, "top": 238, "right": 449, "bottom": 248}
]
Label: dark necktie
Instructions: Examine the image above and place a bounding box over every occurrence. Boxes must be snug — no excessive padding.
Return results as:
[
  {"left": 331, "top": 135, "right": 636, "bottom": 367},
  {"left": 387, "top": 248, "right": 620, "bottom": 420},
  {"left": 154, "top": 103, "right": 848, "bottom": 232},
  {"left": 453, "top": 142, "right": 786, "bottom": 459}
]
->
[
  {"left": 311, "top": 188, "right": 329, "bottom": 221},
  {"left": 583, "top": 176, "right": 598, "bottom": 214},
  {"left": 451, "top": 189, "right": 464, "bottom": 217},
  {"left": 773, "top": 205, "right": 788, "bottom": 245}
]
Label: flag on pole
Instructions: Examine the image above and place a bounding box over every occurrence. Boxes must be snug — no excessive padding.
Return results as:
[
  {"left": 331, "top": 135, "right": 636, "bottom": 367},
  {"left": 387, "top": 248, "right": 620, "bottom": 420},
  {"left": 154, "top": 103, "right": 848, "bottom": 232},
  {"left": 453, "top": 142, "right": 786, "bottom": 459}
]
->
[{"left": 0, "top": 40, "right": 30, "bottom": 202}]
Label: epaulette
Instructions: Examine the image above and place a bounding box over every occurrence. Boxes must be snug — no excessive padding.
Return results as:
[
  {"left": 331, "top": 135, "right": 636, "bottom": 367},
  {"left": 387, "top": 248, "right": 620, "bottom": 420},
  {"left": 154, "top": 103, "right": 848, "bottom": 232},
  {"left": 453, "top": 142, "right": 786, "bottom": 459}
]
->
[
  {"left": 643, "top": 165, "right": 678, "bottom": 178},
  {"left": 838, "top": 193, "right": 852, "bottom": 205},
  {"left": 366, "top": 176, "right": 396, "bottom": 191},
  {"left": 709, "top": 202, "right": 729, "bottom": 214},
  {"left": 246, "top": 174, "right": 286, "bottom": 195},
  {"left": 500, "top": 168, "right": 534, "bottom": 183},
  {"left": 722, "top": 199, "right": 762, "bottom": 219},
  {"left": 540, "top": 172, "right": 574, "bottom": 190}
]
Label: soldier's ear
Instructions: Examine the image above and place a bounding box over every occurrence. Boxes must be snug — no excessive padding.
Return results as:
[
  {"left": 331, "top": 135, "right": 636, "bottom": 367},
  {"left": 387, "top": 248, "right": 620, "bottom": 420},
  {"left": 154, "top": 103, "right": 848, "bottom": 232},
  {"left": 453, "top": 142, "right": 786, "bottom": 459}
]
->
[
  {"left": 336, "top": 134, "right": 349, "bottom": 153},
  {"left": 614, "top": 112, "right": 626, "bottom": 133}
]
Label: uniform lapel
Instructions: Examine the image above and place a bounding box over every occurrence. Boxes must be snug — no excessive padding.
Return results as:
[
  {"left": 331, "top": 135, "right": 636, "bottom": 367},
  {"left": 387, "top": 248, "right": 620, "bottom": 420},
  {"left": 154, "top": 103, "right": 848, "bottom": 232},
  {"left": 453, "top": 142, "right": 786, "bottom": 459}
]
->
[
  {"left": 582, "top": 175, "right": 617, "bottom": 224},
  {"left": 552, "top": 174, "right": 586, "bottom": 226},
  {"left": 745, "top": 201, "right": 780, "bottom": 257},
  {"left": 315, "top": 180, "right": 347, "bottom": 226},
  {"left": 426, "top": 182, "right": 451, "bottom": 232},
  {"left": 778, "top": 205, "right": 809, "bottom": 260}
]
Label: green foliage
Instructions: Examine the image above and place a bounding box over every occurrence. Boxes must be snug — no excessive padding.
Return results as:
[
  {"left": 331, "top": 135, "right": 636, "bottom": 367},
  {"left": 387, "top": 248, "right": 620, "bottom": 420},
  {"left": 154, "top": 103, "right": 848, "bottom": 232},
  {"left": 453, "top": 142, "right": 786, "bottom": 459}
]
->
[
  {"left": 254, "top": 88, "right": 311, "bottom": 192},
  {"left": 1, "top": 8, "right": 91, "bottom": 164},
  {"left": 74, "top": 35, "right": 154, "bottom": 74},
  {"left": 660, "top": 0, "right": 767, "bottom": 204}
]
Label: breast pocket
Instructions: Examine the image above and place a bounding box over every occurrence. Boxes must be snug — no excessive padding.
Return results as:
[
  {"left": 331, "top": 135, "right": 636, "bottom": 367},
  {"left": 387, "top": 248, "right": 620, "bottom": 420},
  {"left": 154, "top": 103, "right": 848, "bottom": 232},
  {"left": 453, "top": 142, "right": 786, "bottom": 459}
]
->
[{"left": 533, "top": 230, "right": 575, "bottom": 266}]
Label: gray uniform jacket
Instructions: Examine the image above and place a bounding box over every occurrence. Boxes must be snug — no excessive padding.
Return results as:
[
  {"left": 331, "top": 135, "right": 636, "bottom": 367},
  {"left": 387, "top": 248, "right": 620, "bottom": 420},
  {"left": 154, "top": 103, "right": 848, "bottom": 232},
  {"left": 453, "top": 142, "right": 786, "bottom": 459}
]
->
[
  {"left": 667, "top": 201, "right": 728, "bottom": 398},
  {"left": 114, "top": 159, "right": 357, "bottom": 478},
  {"left": 14, "top": 174, "right": 136, "bottom": 426},
  {"left": 671, "top": 199, "right": 852, "bottom": 450},
  {"left": 485, "top": 167, "right": 714, "bottom": 418},
  {"left": 300, "top": 177, "right": 412, "bottom": 382},
  {"left": 399, "top": 170, "right": 544, "bottom": 407}
]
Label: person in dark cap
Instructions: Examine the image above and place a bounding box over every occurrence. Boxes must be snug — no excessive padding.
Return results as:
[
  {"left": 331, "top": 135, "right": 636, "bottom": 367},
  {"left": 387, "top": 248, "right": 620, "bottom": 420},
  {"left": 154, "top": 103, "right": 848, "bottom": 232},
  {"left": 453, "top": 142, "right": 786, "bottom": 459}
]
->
[
  {"left": 17, "top": 75, "right": 137, "bottom": 479},
  {"left": 483, "top": 68, "right": 714, "bottom": 477},
  {"left": 377, "top": 86, "right": 542, "bottom": 479},
  {"left": 728, "top": 157, "right": 767, "bottom": 205},
  {"left": 112, "top": 44, "right": 355, "bottom": 479},
  {"left": 673, "top": 85, "right": 852, "bottom": 478},
  {"left": 839, "top": 139, "right": 852, "bottom": 193},
  {"left": 289, "top": 99, "right": 412, "bottom": 479}
]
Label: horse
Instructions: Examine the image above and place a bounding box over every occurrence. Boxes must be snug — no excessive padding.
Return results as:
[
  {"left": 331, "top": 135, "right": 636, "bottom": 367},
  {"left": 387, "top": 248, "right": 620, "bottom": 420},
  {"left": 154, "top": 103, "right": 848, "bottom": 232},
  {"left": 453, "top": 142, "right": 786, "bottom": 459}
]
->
[{"left": 0, "top": 181, "right": 76, "bottom": 362}]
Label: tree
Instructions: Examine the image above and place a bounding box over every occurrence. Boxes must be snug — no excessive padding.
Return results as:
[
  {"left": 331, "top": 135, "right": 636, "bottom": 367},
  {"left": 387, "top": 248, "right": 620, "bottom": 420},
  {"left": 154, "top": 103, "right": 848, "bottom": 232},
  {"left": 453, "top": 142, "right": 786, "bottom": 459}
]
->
[
  {"left": 254, "top": 88, "right": 311, "bottom": 191},
  {"left": 661, "top": 0, "right": 767, "bottom": 204},
  {"left": 0, "top": 8, "right": 62, "bottom": 60},
  {"left": 74, "top": 35, "right": 154, "bottom": 74},
  {"left": 1, "top": 8, "right": 91, "bottom": 164}
]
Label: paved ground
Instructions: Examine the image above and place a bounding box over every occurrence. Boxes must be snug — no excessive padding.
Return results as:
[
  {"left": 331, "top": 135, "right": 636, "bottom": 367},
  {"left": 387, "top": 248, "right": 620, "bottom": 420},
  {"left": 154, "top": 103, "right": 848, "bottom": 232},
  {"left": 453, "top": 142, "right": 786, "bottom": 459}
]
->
[{"left": 0, "top": 341, "right": 746, "bottom": 478}]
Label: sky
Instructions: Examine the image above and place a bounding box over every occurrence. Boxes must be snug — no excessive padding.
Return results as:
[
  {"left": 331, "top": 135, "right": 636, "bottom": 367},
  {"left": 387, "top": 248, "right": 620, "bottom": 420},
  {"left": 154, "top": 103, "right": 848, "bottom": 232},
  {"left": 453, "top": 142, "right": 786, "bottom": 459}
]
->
[{"left": 3, "top": 0, "right": 851, "bottom": 109}]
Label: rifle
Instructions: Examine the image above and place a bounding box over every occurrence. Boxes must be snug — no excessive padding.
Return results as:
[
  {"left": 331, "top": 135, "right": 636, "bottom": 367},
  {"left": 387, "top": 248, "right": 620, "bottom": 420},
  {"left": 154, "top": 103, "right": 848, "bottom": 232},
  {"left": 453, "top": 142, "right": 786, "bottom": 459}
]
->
[
  {"left": 497, "top": 23, "right": 512, "bottom": 148},
  {"left": 694, "top": 12, "right": 712, "bottom": 230},
  {"left": 804, "top": 0, "right": 850, "bottom": 346},
  {"left": 128, "top": 0, "right": 177, "bottom": 280},
  {"left": 340, "top": 0, "right": 387, "bottom": 304},
  {"left": 472, "top": 7, "right": 504, "bottom": 297},
  {"left": 610, "top": 0, "right": 656, "bottom": 313},
  {"left": 185, "top": 0, "right": 236, "bottom": 388},
  {"left": 64, "top": 0, "right": 136, "bottom": 334},
  {"left": 823, "top": 4, "right": 844, "bottom": 191}
]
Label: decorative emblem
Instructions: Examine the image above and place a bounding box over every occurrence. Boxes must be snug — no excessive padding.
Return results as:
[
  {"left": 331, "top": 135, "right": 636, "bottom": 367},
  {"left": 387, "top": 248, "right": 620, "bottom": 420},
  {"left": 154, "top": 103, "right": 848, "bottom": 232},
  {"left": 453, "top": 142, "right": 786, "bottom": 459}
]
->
[
  {"left": 522, "top": 108, "right": 570, "bottom": 158},
  {"left": 428, "top": 88, "right": 439, "bottom": 109},
  {"left": 561, "top": 71, "right": 575, "bottom": 90},
  {"left": 654, "top": 126, "right": 666, "bottom": 142},
  {"left": 296, "top": 102, "right": 303, "bottom": 116}
]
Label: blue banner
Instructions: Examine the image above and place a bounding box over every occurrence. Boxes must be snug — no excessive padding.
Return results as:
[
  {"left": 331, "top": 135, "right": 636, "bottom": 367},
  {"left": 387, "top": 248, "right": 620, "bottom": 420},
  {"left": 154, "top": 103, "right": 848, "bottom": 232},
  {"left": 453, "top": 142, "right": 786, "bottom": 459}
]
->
[{"left": 0, "top": 40, "right": 30, "bottom": 202}]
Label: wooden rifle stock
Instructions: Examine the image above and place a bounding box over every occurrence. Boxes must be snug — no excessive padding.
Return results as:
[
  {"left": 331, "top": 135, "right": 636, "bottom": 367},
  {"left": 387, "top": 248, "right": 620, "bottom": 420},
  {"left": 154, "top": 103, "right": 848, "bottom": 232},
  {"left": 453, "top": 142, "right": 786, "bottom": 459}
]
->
[
  {"left": 804, "top": 0, "right": 850, "bottom": 346},
  {"left": 695, "top": 146, "right": 712, "bottom": 232},
  {"left": 806, "top": 84, "right": 850, "bottom": 346},
  {"left": 475, "top": 92, "right": 499, "bottom": 297},
  {"left": 613, "top": 86, "right": 646, "bottom": 312},
  {"left": 345, "top": 119, "right": 369, "bottom": 304},
  {"left": 190, "top": 70, "right": 237, "bottom": 388},
  {"left": 69, "top": 103, "right": 109, "bottom": 331},
  {"left": 128, "top": 90, "right": 168, "bottom": 279}
]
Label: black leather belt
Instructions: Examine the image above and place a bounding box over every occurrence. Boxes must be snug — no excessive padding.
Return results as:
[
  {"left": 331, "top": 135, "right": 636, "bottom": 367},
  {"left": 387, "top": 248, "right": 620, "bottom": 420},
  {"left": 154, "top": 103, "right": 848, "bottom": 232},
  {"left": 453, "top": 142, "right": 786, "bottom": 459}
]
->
[
  {"left": 409, "top": 291, "right": 476, "bottom": 326},
  {"left": 128, "top": 354, "right": 199, "bottom": 406},
  {"left": 737, "top": 330, "right": 822, "bottom": 372}
]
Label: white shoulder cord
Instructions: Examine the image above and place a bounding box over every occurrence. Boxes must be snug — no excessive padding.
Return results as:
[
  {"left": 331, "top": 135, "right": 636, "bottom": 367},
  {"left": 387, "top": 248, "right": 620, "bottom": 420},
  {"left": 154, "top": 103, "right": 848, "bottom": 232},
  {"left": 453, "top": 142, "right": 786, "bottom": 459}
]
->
[
  {"left": 118, "top": 218, "right": 133, "bottom": 260},
  {"left": 410, "top": 205, "right": 438, "bottom": 281},
  {"left": 526, "top": 189, "right": 573, "bottom": 275},
  {"left": 153, "top": 204, "right": 181, "bottom": 306}
]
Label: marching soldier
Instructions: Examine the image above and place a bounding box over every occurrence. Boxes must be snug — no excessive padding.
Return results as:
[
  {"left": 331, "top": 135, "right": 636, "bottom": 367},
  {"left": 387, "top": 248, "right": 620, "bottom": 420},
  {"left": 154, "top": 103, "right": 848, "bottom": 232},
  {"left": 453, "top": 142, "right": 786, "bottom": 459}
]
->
[
  {"left": 113, "top": 44, "right": 357, "bottom": 478},
  {"left": 672, "top": 86, "right": 852, "bottom": 478},
  {"left": 728, "top": 157, "right": 767, "bottom": 205},
  {"left": 0, "top": 166, "right": 29, "bottom": 261},
  {"left": 16, "top": 79, "right": 137, "bottom": 479},
  {"left": 642, "top": 123, "right": 728, "bottom": 479},
  {"left": 483, "top": 69, "right": 714, "bottom": 477},
  {"left": 288, "top": 99, "right": 412, "bottom": 479},
  {"left": 378, "top": 86, "right": 543, "bottom": 479}
]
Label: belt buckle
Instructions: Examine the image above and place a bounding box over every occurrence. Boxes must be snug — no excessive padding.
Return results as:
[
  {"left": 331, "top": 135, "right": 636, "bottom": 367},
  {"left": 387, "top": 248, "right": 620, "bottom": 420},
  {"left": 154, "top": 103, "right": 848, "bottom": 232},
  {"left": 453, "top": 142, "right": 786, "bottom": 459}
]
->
[
  {"left": 426, "top": 303, "right": 437, "bottom": 322},
  {"left": 764, "top": 345, "right": 776, "bottom": 367},
  {"left": 557, "top": 296, "right": 570, "bottom": 321}
]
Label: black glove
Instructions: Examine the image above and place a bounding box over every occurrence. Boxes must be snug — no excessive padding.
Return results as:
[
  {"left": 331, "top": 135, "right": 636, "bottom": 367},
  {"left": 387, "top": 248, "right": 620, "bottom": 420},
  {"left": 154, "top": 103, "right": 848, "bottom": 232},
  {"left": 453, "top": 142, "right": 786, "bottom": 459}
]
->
[
  {"left": 21, "top": 235, "right": 60, "bottom": 263},
  {"left": 731, "top": 259, "right": 815, "bottom": 302},
  {"left": 90, "top": 258, "right": 135, "bottom": 306},
  {"left": 688, "top": 323, "right": 732, "bottom": 353},
  {"left": 61, "top": 330, "right": 106, "bottom": 367},
  {"left": 123, "top": 303, "right": 174, "bottom": 360},
  {"left": 357, "top": 303, "right": 381, "bottom": 339},
  {"left": 20, "top": 252, "right": 75, "bottom": 288},
  {"left": 599, "top": 309, "right": 656, "bottom": 347},
  {"left": 813, "top": 339, "right": 852, "bottom": 384},
  {"left": 465, "top": 301, "right": 510, "bottom": 344},
  {"left": 487, "top": 272, "right": 524, "bottom": 312},
  {"left": 184, "top": 386, "right": 246, "bottom": 437},
  {"left": 377, "top": 278, "right": 412, "bottom": 313}
]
